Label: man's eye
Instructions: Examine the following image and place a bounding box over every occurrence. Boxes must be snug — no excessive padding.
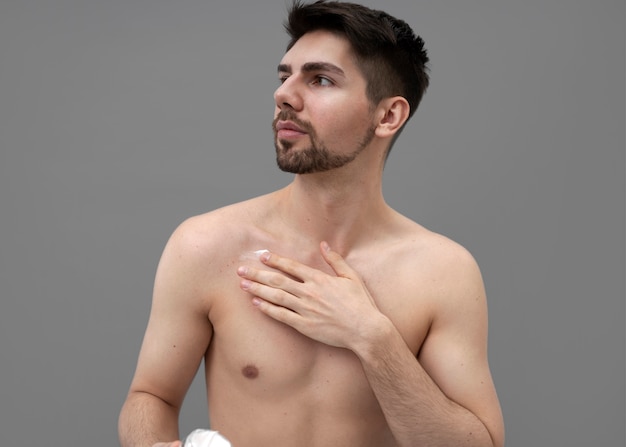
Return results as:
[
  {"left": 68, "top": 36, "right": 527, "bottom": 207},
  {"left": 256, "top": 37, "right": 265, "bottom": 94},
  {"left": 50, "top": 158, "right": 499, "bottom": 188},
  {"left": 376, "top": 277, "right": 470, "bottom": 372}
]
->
[
  {"left": 314, "top": 76, "right": 333, "bottom": 87},
  {"left": 278, "top": 76, "right": 289, "bottom": 84}
]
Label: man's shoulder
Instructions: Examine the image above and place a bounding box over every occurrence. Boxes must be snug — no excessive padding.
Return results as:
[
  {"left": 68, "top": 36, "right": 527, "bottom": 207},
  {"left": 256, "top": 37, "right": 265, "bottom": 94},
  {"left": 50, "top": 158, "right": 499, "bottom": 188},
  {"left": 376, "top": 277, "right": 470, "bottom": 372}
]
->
[
  {"left": 417, "top": 230, "right": 485, "bottom": 306},
  {"left": 387, "top": 214, "right": 474, "bottom": 261},
  {"left": 387, "top": 221, "right": 482, "bottom": 290},
  {"left": 416, "top": 228, "right": 476, "bottom": 266},
  {"left": 164, "top": 193, "right": 276, "bottom": 259}
]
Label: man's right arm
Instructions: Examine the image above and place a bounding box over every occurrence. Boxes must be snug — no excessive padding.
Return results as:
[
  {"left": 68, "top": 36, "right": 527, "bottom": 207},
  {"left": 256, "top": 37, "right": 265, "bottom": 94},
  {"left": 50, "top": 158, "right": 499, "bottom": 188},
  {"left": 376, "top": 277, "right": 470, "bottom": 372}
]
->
[
  {"left": 119, "top": 218, "right": 215, "bottom": 447},
  {"left": 118, "top": 390, "right": 181, "bottom": 447}
]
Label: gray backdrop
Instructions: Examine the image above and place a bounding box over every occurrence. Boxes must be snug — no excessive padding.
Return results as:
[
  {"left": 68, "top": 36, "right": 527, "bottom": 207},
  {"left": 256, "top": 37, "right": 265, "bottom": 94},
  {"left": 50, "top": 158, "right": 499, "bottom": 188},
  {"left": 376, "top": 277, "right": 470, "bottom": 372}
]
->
[{"left": 0, "top": 0, "right": 623, "bottom": 446}]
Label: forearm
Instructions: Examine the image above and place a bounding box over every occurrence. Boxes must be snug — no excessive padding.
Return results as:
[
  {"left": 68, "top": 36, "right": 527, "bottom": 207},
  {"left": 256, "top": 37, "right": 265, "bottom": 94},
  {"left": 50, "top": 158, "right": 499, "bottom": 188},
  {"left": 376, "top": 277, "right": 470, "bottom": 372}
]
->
[
  {"left": 354, "top": 317, "right": 495, "bottom": 447},
  {"left": 118, "top": 391, "right": 181, "bottom": 447}
]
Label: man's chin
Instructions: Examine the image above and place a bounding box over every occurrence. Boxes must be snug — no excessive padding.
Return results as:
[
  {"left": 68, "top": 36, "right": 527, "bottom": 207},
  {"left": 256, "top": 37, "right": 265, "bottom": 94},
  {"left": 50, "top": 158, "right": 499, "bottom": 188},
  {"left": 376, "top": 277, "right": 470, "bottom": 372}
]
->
[{"left": 275, "top": 154, "right": 313, "bottom": 175}]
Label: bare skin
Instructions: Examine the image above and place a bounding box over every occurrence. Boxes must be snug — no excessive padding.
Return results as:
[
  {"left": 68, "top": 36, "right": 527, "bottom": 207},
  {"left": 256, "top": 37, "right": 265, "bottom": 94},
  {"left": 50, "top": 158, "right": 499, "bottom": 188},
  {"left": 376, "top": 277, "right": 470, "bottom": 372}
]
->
[{"left": 119, "top": 30, "right": 504, "bottom": 447}]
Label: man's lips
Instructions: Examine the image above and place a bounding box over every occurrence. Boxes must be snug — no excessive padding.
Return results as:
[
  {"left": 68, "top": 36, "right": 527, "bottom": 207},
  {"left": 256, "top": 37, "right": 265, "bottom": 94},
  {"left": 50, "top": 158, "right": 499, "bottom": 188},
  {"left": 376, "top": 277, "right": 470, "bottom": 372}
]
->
[{"left": 275, "top": 120, "right": 307, "bottom": 138}]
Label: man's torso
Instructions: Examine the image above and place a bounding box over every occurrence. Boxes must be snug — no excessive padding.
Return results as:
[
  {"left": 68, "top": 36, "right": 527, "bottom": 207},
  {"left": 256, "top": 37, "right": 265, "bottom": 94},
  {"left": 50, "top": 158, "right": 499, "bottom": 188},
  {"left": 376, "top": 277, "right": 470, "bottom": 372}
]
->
[{"left": 192, "top": 195, "right": 445, "bottom": 447}]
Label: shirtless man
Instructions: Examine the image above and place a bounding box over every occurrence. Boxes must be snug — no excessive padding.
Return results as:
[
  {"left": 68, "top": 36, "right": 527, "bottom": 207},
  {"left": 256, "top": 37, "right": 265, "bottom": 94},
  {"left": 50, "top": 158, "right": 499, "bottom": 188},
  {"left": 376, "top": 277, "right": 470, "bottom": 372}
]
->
[{"left": 118, "top": 1, "right": 504, "bottom": 446}]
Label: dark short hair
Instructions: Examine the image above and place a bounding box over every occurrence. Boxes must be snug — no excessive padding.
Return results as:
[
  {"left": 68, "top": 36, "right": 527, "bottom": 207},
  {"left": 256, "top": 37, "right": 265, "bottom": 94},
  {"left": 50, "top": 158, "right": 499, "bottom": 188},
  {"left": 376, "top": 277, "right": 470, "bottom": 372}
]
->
[{"left": 285, "top": 0, "right": 430, "bottom": 119}]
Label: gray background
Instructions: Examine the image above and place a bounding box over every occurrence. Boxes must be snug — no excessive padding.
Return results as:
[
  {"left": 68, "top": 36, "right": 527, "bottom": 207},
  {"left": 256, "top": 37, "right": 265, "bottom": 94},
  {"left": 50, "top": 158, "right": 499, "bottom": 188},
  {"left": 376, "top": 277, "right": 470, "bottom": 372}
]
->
[{"left": 0, "top": 0, "right": 623, "bottom": 446}]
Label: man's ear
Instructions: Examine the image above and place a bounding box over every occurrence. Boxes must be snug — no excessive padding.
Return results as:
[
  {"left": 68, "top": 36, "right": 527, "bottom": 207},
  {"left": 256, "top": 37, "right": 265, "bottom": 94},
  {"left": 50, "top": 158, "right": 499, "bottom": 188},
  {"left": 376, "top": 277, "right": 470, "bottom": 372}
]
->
[{"left": 374, "top": 96, "right": 410, "bottom": 138}]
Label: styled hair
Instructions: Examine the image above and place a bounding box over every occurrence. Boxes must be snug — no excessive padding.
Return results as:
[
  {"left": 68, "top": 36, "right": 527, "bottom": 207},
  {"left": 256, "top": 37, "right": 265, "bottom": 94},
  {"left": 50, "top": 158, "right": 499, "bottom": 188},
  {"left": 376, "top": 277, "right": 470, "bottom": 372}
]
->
[{"left": 285, "top": 0, "right": 430, "bottom": 119}]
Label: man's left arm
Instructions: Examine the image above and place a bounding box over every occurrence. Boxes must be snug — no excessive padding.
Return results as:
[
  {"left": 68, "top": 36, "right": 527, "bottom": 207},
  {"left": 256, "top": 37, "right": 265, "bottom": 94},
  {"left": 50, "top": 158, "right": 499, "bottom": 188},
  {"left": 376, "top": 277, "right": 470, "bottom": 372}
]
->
[{"left": 354, "top": 280, "right": 504, "bottom": 447}]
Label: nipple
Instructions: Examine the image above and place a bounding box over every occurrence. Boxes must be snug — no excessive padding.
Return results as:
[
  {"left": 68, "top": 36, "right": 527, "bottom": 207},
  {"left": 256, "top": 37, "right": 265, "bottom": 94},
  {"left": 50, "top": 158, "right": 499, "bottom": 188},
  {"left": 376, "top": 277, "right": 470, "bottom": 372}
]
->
[{"left": 242, "top": 364, "right": 259, "bottom": 379}]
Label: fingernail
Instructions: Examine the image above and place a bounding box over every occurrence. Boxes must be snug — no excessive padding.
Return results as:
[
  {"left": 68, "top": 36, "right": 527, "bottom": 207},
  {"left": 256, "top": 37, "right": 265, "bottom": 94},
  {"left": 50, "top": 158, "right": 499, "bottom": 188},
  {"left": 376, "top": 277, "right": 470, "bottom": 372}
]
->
[{"left": 254, "top": 249, "right": 269, "bottom": 259}]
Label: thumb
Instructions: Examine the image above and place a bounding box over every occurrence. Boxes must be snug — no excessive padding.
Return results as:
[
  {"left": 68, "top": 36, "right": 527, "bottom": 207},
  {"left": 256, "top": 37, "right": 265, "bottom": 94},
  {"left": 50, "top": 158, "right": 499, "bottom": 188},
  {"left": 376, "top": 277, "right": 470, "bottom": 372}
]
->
[{"left": 320, "top": 241, "right": 356, "bottom": 279}]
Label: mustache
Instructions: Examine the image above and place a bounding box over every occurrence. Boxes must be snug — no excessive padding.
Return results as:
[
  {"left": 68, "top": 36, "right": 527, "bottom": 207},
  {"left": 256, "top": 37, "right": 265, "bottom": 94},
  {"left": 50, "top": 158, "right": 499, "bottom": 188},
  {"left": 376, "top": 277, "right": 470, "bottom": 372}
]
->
[{"left": 272, "top": 110, "right": 315, "bottom": 134}]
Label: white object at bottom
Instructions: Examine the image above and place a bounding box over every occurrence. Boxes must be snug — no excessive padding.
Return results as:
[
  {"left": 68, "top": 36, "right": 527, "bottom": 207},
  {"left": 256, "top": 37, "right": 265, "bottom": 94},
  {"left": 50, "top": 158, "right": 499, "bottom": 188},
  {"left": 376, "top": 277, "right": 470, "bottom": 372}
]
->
[{"left": 184, "top": 429, "right": 232, "bottom": 447}]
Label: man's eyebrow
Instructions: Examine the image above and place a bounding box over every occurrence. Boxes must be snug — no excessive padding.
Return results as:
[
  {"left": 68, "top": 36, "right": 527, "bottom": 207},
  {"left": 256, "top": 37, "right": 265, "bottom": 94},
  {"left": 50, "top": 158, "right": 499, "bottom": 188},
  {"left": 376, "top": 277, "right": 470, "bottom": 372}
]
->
[
  {"left": 302, "top": 62, "right": 345, "bottom": 76},
  {"left": 277, "top": 62, "right": 345, "bottom": 76}
]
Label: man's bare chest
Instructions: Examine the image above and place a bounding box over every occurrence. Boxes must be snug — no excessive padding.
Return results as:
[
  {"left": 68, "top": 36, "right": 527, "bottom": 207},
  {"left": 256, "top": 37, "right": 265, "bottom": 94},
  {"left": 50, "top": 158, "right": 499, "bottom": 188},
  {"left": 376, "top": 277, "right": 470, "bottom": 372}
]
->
[{"left": 205, "top": 249, "right": 431, "bottom": 395}]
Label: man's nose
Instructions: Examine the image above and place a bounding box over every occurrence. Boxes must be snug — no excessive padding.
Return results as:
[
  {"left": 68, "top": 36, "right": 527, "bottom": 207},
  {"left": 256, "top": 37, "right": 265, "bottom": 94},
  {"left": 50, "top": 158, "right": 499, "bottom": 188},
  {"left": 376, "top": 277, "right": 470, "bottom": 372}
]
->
[{"left": 274, "top": 76, "right": 303, "bottom": 111}]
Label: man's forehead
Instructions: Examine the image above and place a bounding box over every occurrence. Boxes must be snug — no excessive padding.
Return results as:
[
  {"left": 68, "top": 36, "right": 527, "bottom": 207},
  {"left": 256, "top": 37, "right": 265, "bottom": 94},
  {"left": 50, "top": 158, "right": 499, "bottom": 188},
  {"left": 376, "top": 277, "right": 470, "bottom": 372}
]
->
[{"left": 279, "top": 30, "right": 355, "bottom": 71}]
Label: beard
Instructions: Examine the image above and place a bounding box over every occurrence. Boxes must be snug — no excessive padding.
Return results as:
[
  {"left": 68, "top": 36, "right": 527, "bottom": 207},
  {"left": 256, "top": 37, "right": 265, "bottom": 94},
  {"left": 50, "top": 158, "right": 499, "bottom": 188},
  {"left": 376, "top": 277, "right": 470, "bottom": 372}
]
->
[{"left": 272, "top": 111, "right": 375, "bottom": 174}]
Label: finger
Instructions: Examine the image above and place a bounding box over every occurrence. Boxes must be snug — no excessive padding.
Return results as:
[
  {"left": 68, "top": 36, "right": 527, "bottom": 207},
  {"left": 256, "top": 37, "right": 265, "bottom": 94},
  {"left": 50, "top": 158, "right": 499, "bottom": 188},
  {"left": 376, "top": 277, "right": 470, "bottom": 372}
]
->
[
  {"left": 238, "top": 265, "right": 302, "bottom": 298},
  {"left": 320, "top": 241, "right": 358, "bottom": 279},
  {"left": 243, "top": 277, "right": 305, "bottom": 312},
  {"left": 253, "top": 296, "right": 303, "bottom": 328},
  {"left": 258, "top": 251, "right": 315, "bottom": 281}
]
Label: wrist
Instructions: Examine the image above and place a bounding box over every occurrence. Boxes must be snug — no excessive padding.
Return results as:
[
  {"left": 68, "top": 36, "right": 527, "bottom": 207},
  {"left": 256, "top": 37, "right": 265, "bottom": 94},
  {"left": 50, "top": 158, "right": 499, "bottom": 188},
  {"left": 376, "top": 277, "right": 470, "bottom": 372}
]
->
[{"left": 352, "top": 312, "right": 396, "bottom": 362}]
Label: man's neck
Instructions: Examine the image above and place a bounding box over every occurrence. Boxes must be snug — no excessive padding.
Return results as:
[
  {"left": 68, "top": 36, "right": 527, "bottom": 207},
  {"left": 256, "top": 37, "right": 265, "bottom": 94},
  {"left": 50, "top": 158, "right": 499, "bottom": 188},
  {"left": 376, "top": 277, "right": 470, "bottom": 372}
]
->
[{"left": 275, "top": 167, "right": 389, "bottom": 255}]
